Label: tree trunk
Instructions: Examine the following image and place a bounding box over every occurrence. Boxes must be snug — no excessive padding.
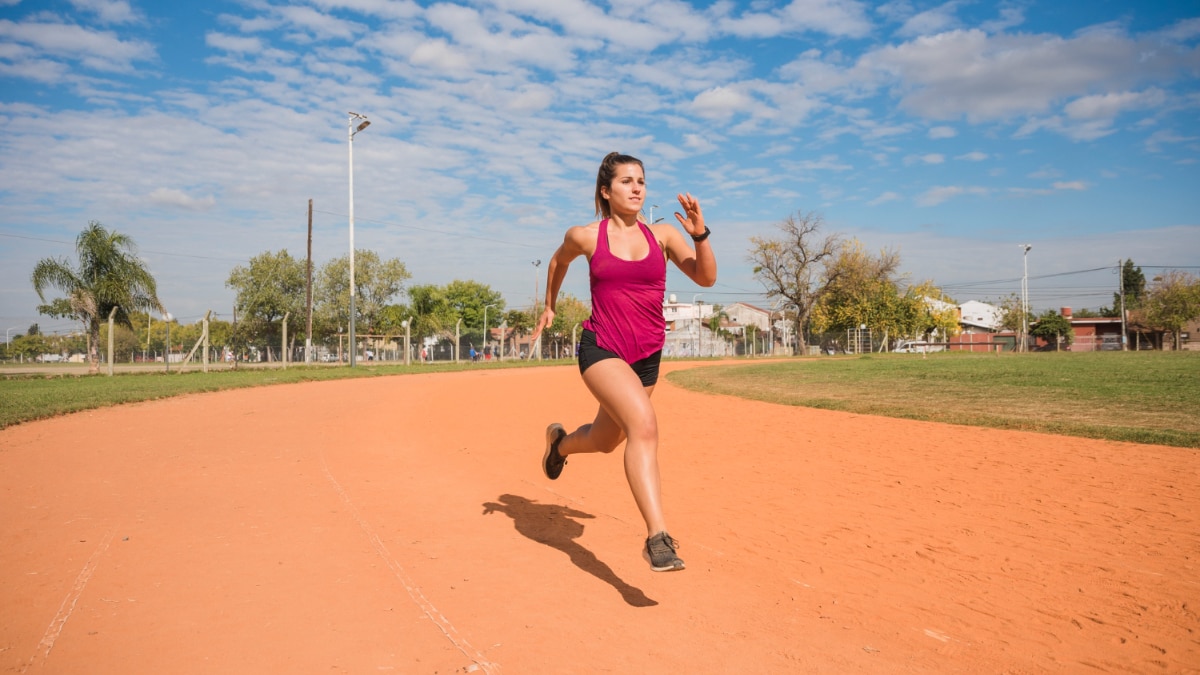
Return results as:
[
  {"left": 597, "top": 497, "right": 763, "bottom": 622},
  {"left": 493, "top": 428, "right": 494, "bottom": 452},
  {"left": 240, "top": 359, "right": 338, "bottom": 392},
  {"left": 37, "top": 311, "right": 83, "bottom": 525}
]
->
[{"left": 88, "top": 319, "right": 101, "bottom": 375}]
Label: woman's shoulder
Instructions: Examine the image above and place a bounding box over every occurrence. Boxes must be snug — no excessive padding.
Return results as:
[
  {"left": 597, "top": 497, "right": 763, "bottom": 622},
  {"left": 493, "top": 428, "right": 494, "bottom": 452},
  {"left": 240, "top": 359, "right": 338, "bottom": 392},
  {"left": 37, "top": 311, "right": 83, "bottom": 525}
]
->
[
  {"left": 560, "top": 220, "right": 601, "bottom": 255},
  {"left": 565, "top": 220, "right": 601, "bottom": 241}
]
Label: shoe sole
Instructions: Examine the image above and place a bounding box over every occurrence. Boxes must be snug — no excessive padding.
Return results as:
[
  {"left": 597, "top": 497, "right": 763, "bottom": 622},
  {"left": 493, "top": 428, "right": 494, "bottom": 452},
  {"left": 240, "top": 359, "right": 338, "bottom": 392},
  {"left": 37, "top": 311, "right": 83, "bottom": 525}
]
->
[
  {"left": 542, "top": 423, "right": 565, "bottom": 480},
  {"left": 643, "top": 548, "right": 686, "bottom": 572}
]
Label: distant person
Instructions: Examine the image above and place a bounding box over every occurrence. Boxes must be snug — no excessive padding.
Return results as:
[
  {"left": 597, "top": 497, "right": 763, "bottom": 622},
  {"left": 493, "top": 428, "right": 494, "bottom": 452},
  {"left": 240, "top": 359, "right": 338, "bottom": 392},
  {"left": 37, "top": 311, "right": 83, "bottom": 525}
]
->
[
  {"left": 469, "top": 345, "right": 477, "bottom": 362},
  {"left": 531, "top": 152, "right": 716, "bottom": 572}
]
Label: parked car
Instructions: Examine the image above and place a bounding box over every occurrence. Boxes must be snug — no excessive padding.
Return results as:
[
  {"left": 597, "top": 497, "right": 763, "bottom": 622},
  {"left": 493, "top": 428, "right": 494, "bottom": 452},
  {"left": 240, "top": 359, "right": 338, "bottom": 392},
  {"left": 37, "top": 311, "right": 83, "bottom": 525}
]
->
[{"left": 894, "top": 340, "right": 945, "bottom": 353}]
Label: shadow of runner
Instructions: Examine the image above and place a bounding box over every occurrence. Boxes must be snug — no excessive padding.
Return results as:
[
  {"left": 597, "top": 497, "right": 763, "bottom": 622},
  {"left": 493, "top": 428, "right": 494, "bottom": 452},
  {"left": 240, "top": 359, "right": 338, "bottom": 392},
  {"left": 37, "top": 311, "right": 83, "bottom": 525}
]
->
[{"left": 482, "top": 494, "right": 657, "bottom": 607}]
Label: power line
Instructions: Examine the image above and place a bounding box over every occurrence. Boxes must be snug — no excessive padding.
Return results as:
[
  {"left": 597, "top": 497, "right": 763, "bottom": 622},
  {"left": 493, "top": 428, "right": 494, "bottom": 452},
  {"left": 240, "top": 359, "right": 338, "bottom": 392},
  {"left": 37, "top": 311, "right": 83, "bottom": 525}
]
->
[{"left": 312, "top": 209, "right": 543, "bottom": 250}]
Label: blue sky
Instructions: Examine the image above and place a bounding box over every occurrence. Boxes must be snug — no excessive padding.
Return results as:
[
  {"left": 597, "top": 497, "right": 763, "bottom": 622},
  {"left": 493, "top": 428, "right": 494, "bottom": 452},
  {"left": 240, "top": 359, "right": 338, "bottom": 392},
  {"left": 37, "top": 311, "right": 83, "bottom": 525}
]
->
[{"left": 2, "top": 0, "right": 1198, "bottom": 338}]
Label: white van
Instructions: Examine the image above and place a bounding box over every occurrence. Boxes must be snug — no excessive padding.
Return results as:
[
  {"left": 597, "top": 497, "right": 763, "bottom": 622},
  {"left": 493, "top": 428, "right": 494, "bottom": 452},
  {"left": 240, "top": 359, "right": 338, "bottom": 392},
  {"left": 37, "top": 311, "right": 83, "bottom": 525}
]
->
[{"left": 894, "top": 340, "right": 945, "bottom": 353}]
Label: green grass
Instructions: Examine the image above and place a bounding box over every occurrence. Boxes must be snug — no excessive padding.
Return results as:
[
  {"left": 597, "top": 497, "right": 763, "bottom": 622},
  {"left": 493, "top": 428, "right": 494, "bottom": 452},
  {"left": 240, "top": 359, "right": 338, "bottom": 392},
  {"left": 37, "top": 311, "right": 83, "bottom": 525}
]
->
[
  {"left": 0, "top": 359, "right": 558, "bottom": 430},
  {"left": 666, "top": 351, "right": 1200, "bottom": 448},
  {"left": 4, "top": 352, "right": 1198, "bottom": 448}
]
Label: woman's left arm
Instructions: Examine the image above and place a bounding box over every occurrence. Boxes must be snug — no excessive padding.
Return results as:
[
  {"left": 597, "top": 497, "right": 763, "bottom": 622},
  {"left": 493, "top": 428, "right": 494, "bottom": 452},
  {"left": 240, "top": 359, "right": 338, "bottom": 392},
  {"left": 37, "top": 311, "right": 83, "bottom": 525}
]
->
[{"left": 661, "top": 192, "right": 717, "bottom": 287}]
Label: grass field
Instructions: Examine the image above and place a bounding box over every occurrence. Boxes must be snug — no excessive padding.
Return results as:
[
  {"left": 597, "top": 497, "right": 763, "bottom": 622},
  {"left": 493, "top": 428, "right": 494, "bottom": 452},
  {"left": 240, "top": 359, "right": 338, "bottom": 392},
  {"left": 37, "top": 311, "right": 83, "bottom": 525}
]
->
[
  {"left": 3, "top": 351, "right": 1198, "bottom": 447},
  {"left": 667, "top": 350, "right": 1200, "bottom": 448},
  {"left": 0, "top": 360, "right": 541, "bottom": 430}
]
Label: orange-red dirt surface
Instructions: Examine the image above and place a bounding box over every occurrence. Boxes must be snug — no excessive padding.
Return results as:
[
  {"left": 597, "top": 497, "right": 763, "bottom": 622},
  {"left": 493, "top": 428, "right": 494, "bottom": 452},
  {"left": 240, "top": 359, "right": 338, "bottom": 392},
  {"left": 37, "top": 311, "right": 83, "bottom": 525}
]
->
[{"left": 2, "top": 362, "right": 1197, "bottom": 673}]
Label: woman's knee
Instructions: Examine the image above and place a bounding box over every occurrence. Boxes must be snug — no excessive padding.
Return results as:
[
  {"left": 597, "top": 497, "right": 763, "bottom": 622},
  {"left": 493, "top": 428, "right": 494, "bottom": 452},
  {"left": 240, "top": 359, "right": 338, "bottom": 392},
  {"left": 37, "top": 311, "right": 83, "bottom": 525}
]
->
[{"left": 623, "top": 414, "right": 658, "bottom": 448}]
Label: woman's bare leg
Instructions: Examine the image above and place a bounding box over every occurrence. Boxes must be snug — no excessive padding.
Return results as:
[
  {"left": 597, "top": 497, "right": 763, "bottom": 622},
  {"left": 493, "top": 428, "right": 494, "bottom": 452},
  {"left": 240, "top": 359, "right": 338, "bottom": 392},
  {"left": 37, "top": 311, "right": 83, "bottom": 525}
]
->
[{"left": 558, "top": 359, "right": 664, "bottom": 537}]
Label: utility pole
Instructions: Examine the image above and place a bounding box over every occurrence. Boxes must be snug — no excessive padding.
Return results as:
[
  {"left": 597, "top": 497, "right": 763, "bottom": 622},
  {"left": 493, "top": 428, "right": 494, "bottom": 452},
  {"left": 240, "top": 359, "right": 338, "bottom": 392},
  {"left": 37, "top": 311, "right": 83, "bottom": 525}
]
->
[
  {"left": 1118, "top": 258, "right": 1128, "bottom": 351},
  {"left": 306, "top": 198, "right": 314, "bottom": 364},
  {"left": 1020, "top": 244, "right": 1032, "bottom": 352}
]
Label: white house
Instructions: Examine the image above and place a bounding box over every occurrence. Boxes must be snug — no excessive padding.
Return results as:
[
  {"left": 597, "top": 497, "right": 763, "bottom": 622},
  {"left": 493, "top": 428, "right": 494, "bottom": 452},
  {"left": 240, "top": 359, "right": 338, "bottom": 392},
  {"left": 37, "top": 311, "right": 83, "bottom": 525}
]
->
[
  {"left": 722, "top": 301, "right": 772, "bottom": 335},
  {"left": 957, "top": 300, "right": 1003, "bottom": 332}
]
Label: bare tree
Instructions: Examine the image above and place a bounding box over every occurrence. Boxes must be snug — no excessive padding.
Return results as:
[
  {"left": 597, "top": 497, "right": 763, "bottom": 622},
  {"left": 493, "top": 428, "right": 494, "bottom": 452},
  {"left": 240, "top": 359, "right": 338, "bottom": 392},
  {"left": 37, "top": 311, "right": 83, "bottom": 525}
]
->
[{"left": 747, "top": 211, "right": 841, "bottom": 354}]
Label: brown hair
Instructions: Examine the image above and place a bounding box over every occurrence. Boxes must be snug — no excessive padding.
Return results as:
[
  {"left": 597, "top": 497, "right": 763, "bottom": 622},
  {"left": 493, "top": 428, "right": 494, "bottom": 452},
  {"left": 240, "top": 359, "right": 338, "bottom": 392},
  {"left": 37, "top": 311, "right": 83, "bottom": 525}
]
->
[{"left": 594, "top": 152, "right": 644, "bottom": 218}]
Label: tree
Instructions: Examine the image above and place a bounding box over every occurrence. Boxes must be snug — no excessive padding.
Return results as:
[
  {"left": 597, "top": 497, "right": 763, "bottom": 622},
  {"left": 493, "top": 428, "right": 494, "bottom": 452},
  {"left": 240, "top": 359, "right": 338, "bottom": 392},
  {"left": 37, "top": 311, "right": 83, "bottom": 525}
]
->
[
  {"left": 994, "top": 293, "right": 1033, "bottom": 349},
  {"left": 904, "top": 281, "right": 960, "bottom": 343},
  {"left": 1144, "top": 270, "right": 1200, "bottom": 350},
  {"left": 1030, "top": 310, "right": 1074, "bottom": 351},
  {"left": 226, "top": 250, "right": 306, "bottom": 355},
  {"left": 315, "top": 250, "right": 411, "bottom": 340},
  {"left": 440, "top": 279, "right": 506, "bottom": 345},
  {"left": 748, "top": 211, "right": 842, "bottom": 354},
  {"left": 99, "top": 323, "right": 142, "bottom": 362},
  {"left": 504, "top": 310, "right": 534, "bottom": 336},
  {"left": 8, "top": 333, "right": 52, "bottom": 361},
  {"left": 1104, "top": 259, "right": 1147, "bottom": 316},
  {"left": 405, "top": 284, "right": 460, "bottom": 340},
  {"left": 810, "top": 239, "right": 903, "bottom": 344},
  {"left": 31, "top": 221, "right": 163, "bottom": 374}
]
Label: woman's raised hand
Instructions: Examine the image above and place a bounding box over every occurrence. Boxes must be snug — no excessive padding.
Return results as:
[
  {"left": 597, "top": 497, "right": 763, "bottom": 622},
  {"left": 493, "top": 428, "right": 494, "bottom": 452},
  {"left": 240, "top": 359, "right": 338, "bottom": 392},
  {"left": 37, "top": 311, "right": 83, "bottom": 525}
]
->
[{"left": 674, "top": 192, "right": 705, "bottom": 238}]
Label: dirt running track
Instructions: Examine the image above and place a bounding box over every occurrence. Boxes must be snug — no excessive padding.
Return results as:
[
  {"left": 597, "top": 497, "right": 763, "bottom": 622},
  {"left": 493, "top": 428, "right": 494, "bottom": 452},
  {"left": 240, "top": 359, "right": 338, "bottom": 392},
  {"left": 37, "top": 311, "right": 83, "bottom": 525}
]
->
[{"left": 2, "top": 362, "right": 1197, "bottom": 673}]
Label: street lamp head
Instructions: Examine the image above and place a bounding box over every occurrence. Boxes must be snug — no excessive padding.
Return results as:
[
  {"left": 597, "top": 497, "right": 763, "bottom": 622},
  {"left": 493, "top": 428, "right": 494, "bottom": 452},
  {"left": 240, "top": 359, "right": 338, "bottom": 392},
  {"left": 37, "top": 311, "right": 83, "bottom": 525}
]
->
[
  {"left": 355, "top": 119, "right": 371, "bottom": 133},
  {"left": 1020, "top": 244, "right": 1032, "bottom": 253}
]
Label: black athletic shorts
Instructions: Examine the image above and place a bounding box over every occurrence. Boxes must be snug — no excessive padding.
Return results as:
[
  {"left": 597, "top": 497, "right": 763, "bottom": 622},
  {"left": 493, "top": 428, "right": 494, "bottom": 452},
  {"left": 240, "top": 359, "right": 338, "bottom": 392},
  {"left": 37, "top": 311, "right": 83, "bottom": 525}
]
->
[{"left": 577, "top": 329, "right": 662, "bottom": 387}]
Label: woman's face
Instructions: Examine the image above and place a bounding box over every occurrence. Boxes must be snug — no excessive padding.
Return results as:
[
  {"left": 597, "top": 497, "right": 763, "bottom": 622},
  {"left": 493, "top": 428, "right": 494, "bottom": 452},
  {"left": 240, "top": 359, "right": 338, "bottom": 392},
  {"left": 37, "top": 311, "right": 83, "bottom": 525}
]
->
[{"left": 603, "top": 163, "right": 645, "bottom": 216}]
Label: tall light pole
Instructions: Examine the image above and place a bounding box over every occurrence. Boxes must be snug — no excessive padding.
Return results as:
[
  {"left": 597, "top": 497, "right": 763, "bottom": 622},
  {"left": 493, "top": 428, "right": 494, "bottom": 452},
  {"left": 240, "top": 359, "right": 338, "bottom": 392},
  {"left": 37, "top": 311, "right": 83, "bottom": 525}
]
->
[
  {"left": 5, "top": 326, "right": 18, "bottom": 345},
  {"left": 163, "top": 312, "right": 173, "bottom": 372},
  {"left": 1020, "top": 244, "right": 1032, "bottom": 352},
  {"left": 347, "top": 111, "right": 371, "bottom": 367},
  {"left": 692, "top": 293, "right": 703, "bottom": 357},
  {"left": 532, "top": 260, "right": 541, "bottom": 359},
  {"left": 648, "top": 204, "right": 663, "bottom": 224},
  {"left": 483, "top": 304, "right": 495, "bottom": 358}
]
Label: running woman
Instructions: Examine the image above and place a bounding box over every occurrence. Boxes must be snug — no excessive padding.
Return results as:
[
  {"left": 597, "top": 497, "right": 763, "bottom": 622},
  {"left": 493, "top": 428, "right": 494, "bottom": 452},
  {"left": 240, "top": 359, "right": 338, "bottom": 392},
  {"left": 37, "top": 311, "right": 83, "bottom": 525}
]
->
[{"left": 530, "top": 152, "right": 717, "bottom": 571}]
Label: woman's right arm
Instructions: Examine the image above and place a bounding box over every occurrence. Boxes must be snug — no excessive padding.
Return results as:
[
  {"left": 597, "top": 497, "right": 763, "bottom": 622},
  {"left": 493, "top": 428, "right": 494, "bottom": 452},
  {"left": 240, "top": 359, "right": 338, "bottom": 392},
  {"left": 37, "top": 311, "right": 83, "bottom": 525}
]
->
[{"left": 532, "top": 226, "right": 587, "bottom": 341}]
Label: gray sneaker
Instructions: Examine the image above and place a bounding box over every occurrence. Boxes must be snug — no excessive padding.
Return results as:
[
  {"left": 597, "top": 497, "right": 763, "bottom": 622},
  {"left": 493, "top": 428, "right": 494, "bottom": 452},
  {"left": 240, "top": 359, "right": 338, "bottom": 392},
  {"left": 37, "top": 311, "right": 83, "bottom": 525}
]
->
[
  {"left": 643, "top": 531, "right": 685, "bottom": 572},
  {"left": 542, "top": 423, "right": 567, "bottom": 480}
]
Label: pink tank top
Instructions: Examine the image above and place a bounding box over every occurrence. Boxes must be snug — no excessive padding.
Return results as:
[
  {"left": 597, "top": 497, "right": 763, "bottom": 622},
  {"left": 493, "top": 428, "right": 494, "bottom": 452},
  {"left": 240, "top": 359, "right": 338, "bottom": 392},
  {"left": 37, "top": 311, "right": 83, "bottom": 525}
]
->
[{"left": 582, "top": 219, "right": 667, "bottom": 363}]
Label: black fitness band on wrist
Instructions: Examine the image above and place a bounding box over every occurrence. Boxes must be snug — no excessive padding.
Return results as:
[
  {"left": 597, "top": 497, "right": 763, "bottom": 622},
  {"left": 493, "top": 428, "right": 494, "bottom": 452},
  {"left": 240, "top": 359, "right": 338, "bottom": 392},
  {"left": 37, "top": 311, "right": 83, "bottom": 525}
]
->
[{"left": 691, "top": 226, "right": 711, "bottom": 242}]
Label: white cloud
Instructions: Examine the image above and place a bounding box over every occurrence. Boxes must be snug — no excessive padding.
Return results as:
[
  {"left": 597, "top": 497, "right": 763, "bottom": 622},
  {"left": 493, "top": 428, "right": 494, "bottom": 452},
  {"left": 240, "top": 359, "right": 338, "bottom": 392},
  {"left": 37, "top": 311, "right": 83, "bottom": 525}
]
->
[
  {"left": 868, "top": 190, "right": 901, "bottom": 205},
  {"left": 956, "top": 151, "right": 988, "bottom": 161},
  {"left": 718, "top": 0, "right": 874, "bottom": 39},
  {"left": 68, "top": 0, "right": 140, "bottom": 25},
  {"left": 409, "top": 38, "right": 473, "bottom": 74},
  {"left": 683, "top": 133, "right": 717, "bottom": 153},
  {"left": 1145, "top": 129, "right": 1198, "bottom": 152},
  {"left": 1155, "top": 17, "right": 1200, "bottom": 42},
  {"left": 980, "top": 5, "right": 1025, "bottom": 33},
  {"left": 0, "top": 19, "right": 155, "bottom": 73},
  {"left": 1051, "top": 181, "right": 1087, "bottom": 191},
  {"left": 782, "top": 155, "right": 853, "bottom": 172},
  {"left": 895, "top": 0, "right": 963, "bottom": 38},
  {"left": 916, "top": 185, "right": 988, "bottom": 206},
  {"left": 205, "top": 32, "right": 264, "bottom": 55},
  {"left": 928, "top": 125, "right": 956, "bottom": 138},
  {"left": 1064, "top": 89, "right": 1166, "bottom": 120},
  {"left": 147, "top": 188, "right": 216, "bottom": 211},
  {"left": 691, "top": 85, "right": 755, "bottom": 119},
  {"left": 905, "top": 153, "right": 944, "bottom": 165},
  {"left": 859, "top": 27, "right": 1194, "bottom": 124},
  {"left": 275, "top": 4, "right": 364, "bottom": 41}
]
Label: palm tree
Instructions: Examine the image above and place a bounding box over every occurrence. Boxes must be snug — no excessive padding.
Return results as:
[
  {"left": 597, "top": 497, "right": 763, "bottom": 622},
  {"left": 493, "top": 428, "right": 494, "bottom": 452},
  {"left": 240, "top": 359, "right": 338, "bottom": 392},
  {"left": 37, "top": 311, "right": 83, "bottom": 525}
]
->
[{"left": 31, "top": 221, "right": 163, "bottom": 374}]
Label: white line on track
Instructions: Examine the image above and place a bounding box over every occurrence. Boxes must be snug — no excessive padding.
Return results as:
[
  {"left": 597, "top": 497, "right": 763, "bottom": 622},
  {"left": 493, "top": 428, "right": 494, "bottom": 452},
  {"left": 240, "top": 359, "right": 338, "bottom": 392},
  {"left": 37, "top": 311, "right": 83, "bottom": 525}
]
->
[
  {"left": 25, "top": 528, "right": 114, "bottom": 672},
  {"left": 319, "top": 453, "right": 500, "bottom": 674}
]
